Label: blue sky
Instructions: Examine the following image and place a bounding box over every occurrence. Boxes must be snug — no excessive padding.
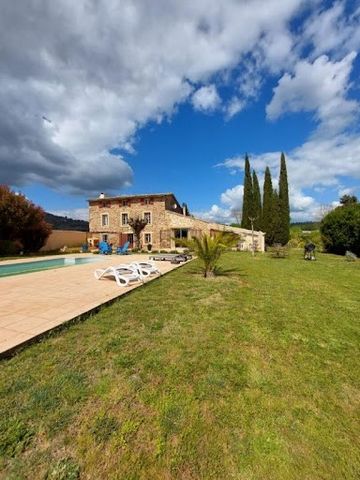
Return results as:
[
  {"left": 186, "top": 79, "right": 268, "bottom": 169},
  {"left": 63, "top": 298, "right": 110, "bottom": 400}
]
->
[{"left": 1, "top": 0, "right": 360, "bottom": 223}]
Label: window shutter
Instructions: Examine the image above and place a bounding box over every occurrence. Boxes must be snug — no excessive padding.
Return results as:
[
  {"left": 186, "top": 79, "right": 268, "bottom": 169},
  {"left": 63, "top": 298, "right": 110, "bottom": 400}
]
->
[{"left": 141, "top": 198, "right": 144, "bottom": 205}]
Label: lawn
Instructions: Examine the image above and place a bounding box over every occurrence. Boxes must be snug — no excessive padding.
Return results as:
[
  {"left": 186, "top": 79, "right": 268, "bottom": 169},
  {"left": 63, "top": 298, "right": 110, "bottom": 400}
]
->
[{"left": 0, "top": 252, "right": 359, "bottom": 479}]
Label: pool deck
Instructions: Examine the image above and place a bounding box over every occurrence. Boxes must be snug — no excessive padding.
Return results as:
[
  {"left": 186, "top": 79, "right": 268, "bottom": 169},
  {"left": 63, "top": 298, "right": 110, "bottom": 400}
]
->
[{"left": 0, "top": 254, "right": 188, "bottom": 357}]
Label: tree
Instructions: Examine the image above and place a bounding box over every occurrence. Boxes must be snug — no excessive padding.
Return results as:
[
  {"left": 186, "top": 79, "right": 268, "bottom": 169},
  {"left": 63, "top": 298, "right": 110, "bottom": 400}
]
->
[
  {"left": 271, "top": 189, "right": 283, "bottom": 245},
  {"left": 278, "top": 152, "right": 290, "bottom": 245},
  {"left": 320, "top": 203, "right": 360, "bottom": 256},
  {"left": 252, "top": 170, "right": 262, "bottom": 231},
  {"left": 241, "top": 154, "right": 253, "bottom": 230},
  {"left": 340, "top": 194, "right": 358, "bottom": 206},
  {"left": 0, "top": 185, "right": 51, "bottom": 254},
  {"left": 180, "top": 232, "right": 239, "bottom": 278},
  {"left": 128, "top": 216, "right": 148, "bottom": 249},
  {"left": 262, "top": 167, "right": 273, "bottom": 245}
]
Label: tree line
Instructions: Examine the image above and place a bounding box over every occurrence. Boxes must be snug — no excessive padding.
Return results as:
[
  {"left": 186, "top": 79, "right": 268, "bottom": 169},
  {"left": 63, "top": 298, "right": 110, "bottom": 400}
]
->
[{"left": 240, "top": 153, "right": 290, "bottom": 246}]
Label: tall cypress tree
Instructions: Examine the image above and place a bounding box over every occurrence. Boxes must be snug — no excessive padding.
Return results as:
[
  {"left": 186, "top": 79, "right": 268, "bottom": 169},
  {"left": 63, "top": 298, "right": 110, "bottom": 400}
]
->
[
  {"left": 271, "top": 189, "right": 283, "bottom": 245},
  {"left": 262, "top": 166, "right": 273, "bottom": 244},
  {"left": 241, "top": 154, "right": 253, "bottom": 229},
  {"left": 252, "top": 169, "right": 262, "bottom": 230},
  {"left": 278, "top": 152, "right": 290, "bottom": 245}
]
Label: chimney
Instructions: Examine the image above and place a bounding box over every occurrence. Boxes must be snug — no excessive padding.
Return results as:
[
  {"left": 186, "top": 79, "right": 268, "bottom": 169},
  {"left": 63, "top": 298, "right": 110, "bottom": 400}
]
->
[
  {"left": 99, "top": 192, "right": 105, "bottom": 199},
  {"left": 182, "top": 202, "right": 188, "bottom": 216}
]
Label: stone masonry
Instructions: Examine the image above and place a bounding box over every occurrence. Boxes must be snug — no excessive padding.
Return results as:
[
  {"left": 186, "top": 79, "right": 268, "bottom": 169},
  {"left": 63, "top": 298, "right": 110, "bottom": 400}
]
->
[{"left": 88, "top": 193, "right": 265, "bottom": 252}]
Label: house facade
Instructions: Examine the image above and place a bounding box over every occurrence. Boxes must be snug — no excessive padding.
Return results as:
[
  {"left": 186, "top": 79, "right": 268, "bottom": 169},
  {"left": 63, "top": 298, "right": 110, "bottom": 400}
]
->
[{"left": 88, "top": 193, "right": 265, "bottom": 252}]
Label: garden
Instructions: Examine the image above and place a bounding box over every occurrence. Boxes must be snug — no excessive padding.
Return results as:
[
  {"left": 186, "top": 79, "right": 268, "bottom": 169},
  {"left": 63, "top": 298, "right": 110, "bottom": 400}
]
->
[{"left": 1, "top": 251, "right": 359, "bottom": 479}]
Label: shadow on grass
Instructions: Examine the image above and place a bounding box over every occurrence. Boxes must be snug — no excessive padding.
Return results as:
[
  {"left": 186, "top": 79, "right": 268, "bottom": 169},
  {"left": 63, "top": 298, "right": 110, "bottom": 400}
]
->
[{"left": 186, "top": 265, "right": 247, "bottom": 278}]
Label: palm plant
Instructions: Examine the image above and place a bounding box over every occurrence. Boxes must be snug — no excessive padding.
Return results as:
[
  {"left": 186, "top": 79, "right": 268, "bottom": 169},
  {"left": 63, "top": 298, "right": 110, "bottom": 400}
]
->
[
  {"left": 180, "top": 232, "right": 239, "bottom": 278},
  {"left": 128, "top": 216, "right": 148, "bottom": 250}
]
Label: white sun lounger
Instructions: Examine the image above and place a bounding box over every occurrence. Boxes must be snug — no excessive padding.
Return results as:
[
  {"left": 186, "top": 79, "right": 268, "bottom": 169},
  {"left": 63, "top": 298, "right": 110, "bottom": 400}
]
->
[
  {"left": 130, "top": 261, "right": 161, "bottom": 277},
  {"left": 94, "top": 264, "right": 143, "bottom": 287}
]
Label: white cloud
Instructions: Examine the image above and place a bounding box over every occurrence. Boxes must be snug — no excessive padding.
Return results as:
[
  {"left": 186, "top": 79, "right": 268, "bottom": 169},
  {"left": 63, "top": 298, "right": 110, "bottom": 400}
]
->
[
  {"left": 192, "top": 85, "right": 221, "bottom": 112},
  {"left": 220, "top": 185, "right": 244, "bottom": 210},
  {"left": 225, "top": 97, "right": 245, "bottom": 118},
  {"left": 49, "top": 208, "right": 89, "bottom": 221},
  {"left": 266, "top": 52, "right": 358, "bottom": 133},
  {"left": 0, "top": 0, "right": 312, "bottom": 194},
  {"left": 194, "top": 204, "right": 235, "bottom": 224},
  {"left": 302, "top": 1, "right": 360, "bottom": 58},
  {"left": 218, "top": 129, "right": 360, "bottom": 221}
]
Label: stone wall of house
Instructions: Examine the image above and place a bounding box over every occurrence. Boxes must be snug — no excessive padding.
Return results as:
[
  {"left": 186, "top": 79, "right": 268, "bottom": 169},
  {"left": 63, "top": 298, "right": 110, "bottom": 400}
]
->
[
  {"left": 164, "top": 211, "right": 265, "bottom": 251},
  {"left": 88, "top": 196, "right": 169, "bottom": 248},
  {"left": 88, "top": 195, "right": 265, "bottom": 252}
]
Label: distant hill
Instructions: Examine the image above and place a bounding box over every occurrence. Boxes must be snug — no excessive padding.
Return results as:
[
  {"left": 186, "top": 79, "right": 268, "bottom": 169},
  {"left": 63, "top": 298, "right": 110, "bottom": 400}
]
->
[
  {"left": 45, "top": 212, "right": 89, "bottom": 232},
  {"left": 291, "top": 221, "right": 320, "bottom": 231}
]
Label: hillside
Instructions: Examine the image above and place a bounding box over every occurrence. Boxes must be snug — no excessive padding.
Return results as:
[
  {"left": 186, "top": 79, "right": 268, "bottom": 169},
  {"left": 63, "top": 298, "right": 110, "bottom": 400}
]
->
[{"left": 45, "top": 212, "right": 89, "bottom": 232}]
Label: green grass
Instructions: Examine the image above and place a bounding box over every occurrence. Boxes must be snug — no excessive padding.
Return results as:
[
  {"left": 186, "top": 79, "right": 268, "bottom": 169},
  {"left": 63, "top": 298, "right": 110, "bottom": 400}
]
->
[{"left": 0, "top": 252, "right": 359, "bottom": 479}]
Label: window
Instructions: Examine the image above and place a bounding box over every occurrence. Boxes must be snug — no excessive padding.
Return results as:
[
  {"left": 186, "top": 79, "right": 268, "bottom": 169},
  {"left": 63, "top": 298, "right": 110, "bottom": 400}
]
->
[
  {"left": 101, "top": 214, "right": 109, "bottom": 227},
  {"left": 144, "top": 212, "right": 151, "bottom": 224},
  {"left": 174, "top": 229, "right": 188, "bottom": 246},
  {"left": 102, "top": 234, "right": 108, "bottom": 242},
  {"left": 121, "top": 213, "right": 129, "bottom": 225},
  {"left": 144, "top": 233, "right": 152, "bottom": 244},
  {"left": 121, "top": 199, "right": 130, "bottom": 207},
  {"left": 174, "top": 229, "right": 188, "bottom": 239}
]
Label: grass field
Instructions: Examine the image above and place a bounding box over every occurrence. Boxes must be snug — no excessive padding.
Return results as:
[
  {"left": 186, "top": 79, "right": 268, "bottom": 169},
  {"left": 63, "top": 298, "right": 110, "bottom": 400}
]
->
[{"left": 0, "top": 252, "right": 359, "bottom": 479}]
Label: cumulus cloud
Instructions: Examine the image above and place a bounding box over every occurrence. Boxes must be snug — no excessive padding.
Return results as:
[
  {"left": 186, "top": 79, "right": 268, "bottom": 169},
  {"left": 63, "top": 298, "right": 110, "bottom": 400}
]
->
[
  {"left": 225, "top": 97, "right": 246, "bottom": 118},
  {"left": 0, "top": 0, "right": 312, "bottom": 194},
  {"left": 302, "top": 1, "right": 360, "bottom": 58},
  {"left": 192, "top": 85, "right": 221, "bottom": 112},
  {"left": 194, "top": 204, "right": 235, "bottom": 224},
  {"left": 218, "top": 128, "right": 360, "bottom": 221},
  {"left": 266, "top": 52, "right": 358, "bottom": 133}
]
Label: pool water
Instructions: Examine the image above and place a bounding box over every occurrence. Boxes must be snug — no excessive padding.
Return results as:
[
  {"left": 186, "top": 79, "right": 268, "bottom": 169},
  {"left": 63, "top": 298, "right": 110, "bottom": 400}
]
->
[{"left": 0, "top": 257, "right": 101, "bottom": 278}]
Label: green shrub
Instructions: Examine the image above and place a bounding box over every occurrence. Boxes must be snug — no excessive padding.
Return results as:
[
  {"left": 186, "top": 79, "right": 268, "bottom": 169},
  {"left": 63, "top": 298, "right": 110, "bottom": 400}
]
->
[
  {"left": 288, "top": 227, "right": 323, "bottom": 250},
  {"left": 0, "top": 239, "right": 22, "bottom": 255},
  {"left": 321, "top": 203, "right": 360, "bottom": 255}
]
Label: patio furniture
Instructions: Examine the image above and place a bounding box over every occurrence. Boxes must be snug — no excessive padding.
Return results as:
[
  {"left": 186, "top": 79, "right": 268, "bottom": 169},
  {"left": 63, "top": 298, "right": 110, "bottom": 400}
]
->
[
  {"left": 130, "top": 261, "right": 161, "bottom": 277},
  {"left": 116, "top": 241, "right": 130, "bottom": 255},
  {"left": 94, "top": 264, "right": 143, "bottom": 287},
  {"left": 99, "top": 241, "right": 112, "bottom": 255},
  {"left": 148, "top": 253, "right": 192, "bottom": 263}
]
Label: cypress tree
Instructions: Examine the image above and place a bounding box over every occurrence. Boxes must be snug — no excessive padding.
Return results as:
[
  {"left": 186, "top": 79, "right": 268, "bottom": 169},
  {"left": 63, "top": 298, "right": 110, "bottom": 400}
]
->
[
  {"left": 252, "top": 170, "right": 262, "bottom": 230},
  {"left": 278, "top": 152, "right": 290, "bottom": 245},
  {"left": 262, "top": 166, "right": 273, "bottom": 244},
  {"left": 271, "top": 189, "right": 283, "bottom": 245},
  {"left": 241, "top": 154, "right": 253, "bottom": 229}
]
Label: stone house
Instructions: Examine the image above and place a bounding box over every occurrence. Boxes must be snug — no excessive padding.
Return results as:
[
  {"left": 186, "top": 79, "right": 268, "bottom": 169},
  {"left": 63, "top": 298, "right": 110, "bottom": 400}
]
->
[{"left": 88, "top": 193, "right": 265, "bottom": 251}]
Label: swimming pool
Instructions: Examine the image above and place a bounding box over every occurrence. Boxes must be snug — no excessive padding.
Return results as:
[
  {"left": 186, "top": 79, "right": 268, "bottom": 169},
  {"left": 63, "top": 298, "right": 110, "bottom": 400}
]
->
[{"left": 0, "top": 257, "right": 101, "bottom": 278}]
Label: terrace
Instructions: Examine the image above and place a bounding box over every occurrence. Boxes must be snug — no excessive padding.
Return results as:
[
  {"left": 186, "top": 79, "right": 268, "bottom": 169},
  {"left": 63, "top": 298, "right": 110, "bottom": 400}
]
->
[{"left": 0, "top": 254, "right": 185, "bottom": 356}]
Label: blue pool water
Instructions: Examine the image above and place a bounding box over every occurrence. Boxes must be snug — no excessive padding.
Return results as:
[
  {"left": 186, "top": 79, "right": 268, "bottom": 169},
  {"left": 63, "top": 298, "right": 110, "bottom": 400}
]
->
[{"left": 0, "top": 257, "right": 101, "bottom": 278}]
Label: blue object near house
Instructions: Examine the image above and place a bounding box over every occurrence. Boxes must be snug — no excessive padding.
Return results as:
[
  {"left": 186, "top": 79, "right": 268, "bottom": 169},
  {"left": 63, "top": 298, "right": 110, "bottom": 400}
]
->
[
  {"left": 99, "top": 241, "right": 112, "bottom": 255},
  {"left": 116, "top": 241, "right": 130, "bottom": 255}
]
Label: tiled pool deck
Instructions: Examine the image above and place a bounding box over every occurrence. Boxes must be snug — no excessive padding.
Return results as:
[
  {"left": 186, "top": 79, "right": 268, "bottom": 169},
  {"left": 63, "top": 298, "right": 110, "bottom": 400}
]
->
[{"left": 0, "top": 254, "right": 187, "bottom": 357}]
